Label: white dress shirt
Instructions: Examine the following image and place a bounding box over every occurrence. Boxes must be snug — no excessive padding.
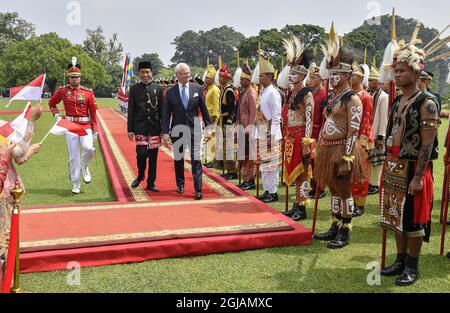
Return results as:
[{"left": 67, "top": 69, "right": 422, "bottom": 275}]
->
[{"left": 258, "top": 84, "right": 282, "bottom": 140}]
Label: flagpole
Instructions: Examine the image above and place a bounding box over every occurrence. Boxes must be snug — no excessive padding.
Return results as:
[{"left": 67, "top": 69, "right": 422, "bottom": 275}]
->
[{"left": 40, "top": 120, "right": 58, "bottom": 144}]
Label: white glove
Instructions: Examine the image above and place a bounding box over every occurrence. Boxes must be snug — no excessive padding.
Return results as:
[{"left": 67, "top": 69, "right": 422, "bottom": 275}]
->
[{"left": 55, "top": 113, "right": 64, "bottom": 122}]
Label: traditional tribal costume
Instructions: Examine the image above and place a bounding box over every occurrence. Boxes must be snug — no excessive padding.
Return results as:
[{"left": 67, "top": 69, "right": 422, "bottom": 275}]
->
[
  {"left": 313, "top": 24, "right": 367, "bottom": 249},
  {"left": 308, "top": 63, "right": 327, "bottom": 198},
  {"left": 367, "top": 62, "right": 389, "bottom": 195},
  {"left": 255, "top": 56, "right": 282, "bottom": 203},
  {"left": 278, "top": 36, "right": 315, "bottom": 221},
  {"left": 236, "top": 63, "right": 257, "bottom": 190},
  {"left": 380, "top": 35, "right": 439, "bottom": 286},
  {"left": 351, "top": 61, "right": 374, "bottom": 217},
  {"left": 203, "top": 65, "right": 220, "bottom": 167},
  {"left": 215, "top": 64, "right": 238, "bottom": 180}
]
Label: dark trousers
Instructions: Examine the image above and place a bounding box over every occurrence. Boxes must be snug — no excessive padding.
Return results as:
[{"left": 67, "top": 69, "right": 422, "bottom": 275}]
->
[
  {"left": 171, "top": 135, "right": 203, "bottom": 193},
  {"left": 136, "top": 146, "right": 158, "bottom": 185}
]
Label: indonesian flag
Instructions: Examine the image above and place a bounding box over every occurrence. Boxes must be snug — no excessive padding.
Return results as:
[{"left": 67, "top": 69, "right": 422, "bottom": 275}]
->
[
  {"left": 49, "top": 119, "right": 89, "bottom": 137},
  {"left": 0, "top": 102, "right": 31, "bottom": 143},
  {"left": 7, "top": 74, "right": 46, "bottom": 108}
]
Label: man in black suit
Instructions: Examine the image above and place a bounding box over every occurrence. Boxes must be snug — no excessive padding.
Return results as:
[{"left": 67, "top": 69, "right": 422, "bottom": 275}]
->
[
  {"left": 162, "top": 63, "right": 212, "bottom": 200},
  {"left": 127, "top": 61, "right": 165, "bottom": 192}
]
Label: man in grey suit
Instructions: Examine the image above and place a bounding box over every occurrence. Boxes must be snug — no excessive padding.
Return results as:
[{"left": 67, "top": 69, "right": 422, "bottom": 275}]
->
[{"left": 162, "top": 63, "right": 212, "bottom": 200}]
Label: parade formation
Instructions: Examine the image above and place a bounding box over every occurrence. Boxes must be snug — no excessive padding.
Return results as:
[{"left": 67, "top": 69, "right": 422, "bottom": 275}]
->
[{"left": 0, "top": 7, "right": 449, "bottom": 292}]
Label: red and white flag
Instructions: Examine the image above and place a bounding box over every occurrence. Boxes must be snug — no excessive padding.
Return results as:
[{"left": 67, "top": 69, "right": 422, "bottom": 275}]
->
[
  {"left": 7, "top": 74, "right": 46, "bottom": 107},
  {"left": 0, "top": 102, "right": 31, "bottom": 143},
  {"left": 49, "top": 119, "right": 89, "bottom": 137}
]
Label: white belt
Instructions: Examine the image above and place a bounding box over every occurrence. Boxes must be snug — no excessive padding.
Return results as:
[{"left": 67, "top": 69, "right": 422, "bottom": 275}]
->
[{"left": 66, "top": 116, "right": 91, "bottom": 123}]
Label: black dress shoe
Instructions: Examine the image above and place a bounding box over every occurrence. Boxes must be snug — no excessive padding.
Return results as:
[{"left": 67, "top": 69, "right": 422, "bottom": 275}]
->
[
  {"left": 195, "top": 192, "right": 203, "bottom": 200},
  {"left": 352, "top": 206, "right": 365, "bottom": 217},
  {"left": 241, "top": 180, "right": 255, "bottom": 190},
  {"left": 177, "top": 186, "right": 184, "bottom": 194},
  {"left": 223, "top": 172, "right": 238, "bottom": 180},
  {"left": 327, "top": 225, "right": 350, "bottom": 249},
  {"left": 256, "top": 191, "right": 269, "bottom": 200},
  {"left": 313, "top": 222, "right": 339, "bottom": 241},
  {"left": 447, "top": 219, "right": 450, "bottom": 226},
  {"left": 262, "top": 193, "right": 278, "bottom": 203},
  {"left": 446, "top": 252, "right": 450, "bottom": 259},
  {"left": 131, "top": 178, "right": 143, "bottom": 188},
  {"left": 146, "top": 184, "right": 160, "bottom": 192},
  {"left": 395, "top": 267, "right": 419, "bottom": 286},
  {"left": 368, "top": 185, "right": 379, "bottom": 195}
]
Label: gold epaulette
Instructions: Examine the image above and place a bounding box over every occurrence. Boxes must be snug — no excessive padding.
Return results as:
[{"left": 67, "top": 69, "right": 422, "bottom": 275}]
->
[{"left": 80, "top": 86, "right": 93, "bottom": 92}]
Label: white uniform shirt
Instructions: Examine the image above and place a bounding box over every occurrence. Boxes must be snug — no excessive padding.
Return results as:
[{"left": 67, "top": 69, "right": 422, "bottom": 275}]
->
[{"left": 258, "top": 84, "right": 282, "bottom": 140}]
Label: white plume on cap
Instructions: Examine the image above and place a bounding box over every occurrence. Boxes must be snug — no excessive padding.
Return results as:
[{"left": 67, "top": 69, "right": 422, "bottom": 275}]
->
[
  {"left": 233, "top": 67, "right": 242, "bottom": 88},
  {"left": 319, "top": 56, "right": 330, "bottom": 79},
  {"left": 361, "top": 64, "right": 370, "bottom": 87},
  {"left": 72, "top": 56, "right": 77, "bottom": 67},
  {"left": 251, "top": 63, "right": 260, "bottom": 84},
  {"left": 379, "top": 40, "right": 398, "bottom": 84}
]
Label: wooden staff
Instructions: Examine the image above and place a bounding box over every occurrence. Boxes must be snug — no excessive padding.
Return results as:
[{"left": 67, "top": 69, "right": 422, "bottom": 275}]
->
[
  {"left": 441, "top": 131, "right": 450, "bottom": 224},
  {"left": 381, "top": 7, "right": 397, "bottom": 269},
  {"left": 440, "top": 164, "right": 449, "bottom": 256},
  {"left": 256, "top": 163, "right": 260, "bottom": 197},
  {"left": 312, "top": 79, "right": 329, "bottom": 235},
  {"left": 238, "top": 161, "right": 242, "bottom": 185}
]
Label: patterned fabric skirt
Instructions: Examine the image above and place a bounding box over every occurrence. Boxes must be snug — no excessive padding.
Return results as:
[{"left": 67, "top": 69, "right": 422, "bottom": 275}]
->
[
  {"left": 368, "top": 144, "right": 386, "bottom": 166},
  {"left": 258, "top": 137, "right": 282, "bottom": 172},
  {"left": 135, "top": 135, "right": 161, "bottom": 149}
]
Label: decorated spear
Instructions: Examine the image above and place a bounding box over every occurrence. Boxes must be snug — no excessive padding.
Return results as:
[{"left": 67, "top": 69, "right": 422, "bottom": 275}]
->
[{"left": 379, "top": 7, "right": 398, "bottom": 269}]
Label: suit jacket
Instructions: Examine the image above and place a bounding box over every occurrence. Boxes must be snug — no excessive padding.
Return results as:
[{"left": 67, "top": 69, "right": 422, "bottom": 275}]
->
[
  {"left": 127, "top": 82, "right": 164, "bottom": 136},
  {"left": 162, "top": 83, "right": 212, "bottom": 135}
]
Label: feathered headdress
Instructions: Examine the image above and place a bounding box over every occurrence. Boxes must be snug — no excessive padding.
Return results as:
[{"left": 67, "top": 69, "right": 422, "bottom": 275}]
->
[
  {"left": 320, "top": 22, "right": 351, "bottom": 75},
  {"left": 278, "top": 36, "right": 308, "bottom": 88},
  {"left": 233, "top": 66, "right": 242, "bottom": 88}
]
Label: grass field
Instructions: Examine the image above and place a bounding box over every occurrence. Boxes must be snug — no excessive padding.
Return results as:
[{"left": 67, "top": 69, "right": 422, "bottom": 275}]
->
[{"left": 0, "top": 97, "right": 449, "bottom": 293}]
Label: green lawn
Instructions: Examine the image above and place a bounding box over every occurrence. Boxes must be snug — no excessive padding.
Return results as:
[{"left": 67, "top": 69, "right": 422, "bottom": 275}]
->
[{"left": 1, "top": 98, "right": 449, "bottom": 293}]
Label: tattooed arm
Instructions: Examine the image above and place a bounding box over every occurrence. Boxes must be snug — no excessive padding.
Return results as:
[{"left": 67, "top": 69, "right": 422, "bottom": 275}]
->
[
  {"left": 302, "top": 92, "right": 315, "bottom": 158},
  {"left": 408, "top": 99, "right": 439, "bottom": 196},
  {"left": 339, "top": 95, "right": 363, "bottom": 175}
]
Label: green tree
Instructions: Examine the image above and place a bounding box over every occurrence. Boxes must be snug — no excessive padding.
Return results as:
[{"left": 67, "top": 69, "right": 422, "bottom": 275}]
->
[
  {"left": 0, "top": 33, "right": 109, "bottom": 94},
  {"left": 171, "top": 26, "right": 245, "bottom": 67},
  {"left": 344, "top": 14, "right": 450, "bottom": 94},
  {"left": 133, "top": 53, "right": 164, "bottom": 76},
  {"left": 83, "top": 26, "right": 123, "bottom": 96},
  {"left": 0, "top": 12, "right": 35, "bottom": 53}
]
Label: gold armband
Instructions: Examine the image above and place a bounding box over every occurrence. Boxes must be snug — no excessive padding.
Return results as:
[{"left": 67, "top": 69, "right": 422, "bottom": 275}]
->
[
  {"left": 342, "top": 155, "right": 355, "bottom": 164},
  {"left": 420, "top": 118, "right": 441, "bottom": 130},
  {"left": 302, "top": 137, "right": 316, "bottom": 146}
]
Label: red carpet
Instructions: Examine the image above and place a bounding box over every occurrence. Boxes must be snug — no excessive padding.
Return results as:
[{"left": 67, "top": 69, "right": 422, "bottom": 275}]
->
[{"left": 19, "top": 108, "right": 312, "bottom": 273}]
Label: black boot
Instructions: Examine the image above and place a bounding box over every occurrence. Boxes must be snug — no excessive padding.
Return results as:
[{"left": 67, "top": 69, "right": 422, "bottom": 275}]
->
[
  {"left": 395, "top": 255, "right": 419, "bottom": 286},
  {"left": 327, "top": 224, "right": 350, "bottom": 249},
  {"left": 313, "top": 222, "right": 339, "bottom": 241},
  {"left": 352, "top": 206, "right": 365, "bottom": 217},
  {"left": 380, "top": 253, "right": 406, "bottom": 276},
  {"left": 290, "top": 204, "right": 307, "bottom": 221},
  {"left": 283, "top": 203, "right": 300, "bottom": 217}
]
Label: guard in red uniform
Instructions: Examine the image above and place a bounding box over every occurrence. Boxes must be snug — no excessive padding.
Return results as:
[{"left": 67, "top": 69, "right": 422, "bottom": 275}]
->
[{"left": 48, "top": 57, "right": 98, "bottom": 194}]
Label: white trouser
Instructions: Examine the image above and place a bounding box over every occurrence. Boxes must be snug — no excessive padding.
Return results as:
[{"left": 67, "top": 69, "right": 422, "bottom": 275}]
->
[
  {"left": 66, "top": 129, "right": 95, "bottom": 183},
  {"left": 261, "top": 170, "right": 279, "bottom": 194},
  {"left": 370, "top": 164, "right": 383, "bottom": 187}
]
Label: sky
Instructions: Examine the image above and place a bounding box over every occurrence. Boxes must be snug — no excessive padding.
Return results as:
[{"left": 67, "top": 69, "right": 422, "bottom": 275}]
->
[{"left": 1, "top": 0, "right": 449, "bottom": 66}]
